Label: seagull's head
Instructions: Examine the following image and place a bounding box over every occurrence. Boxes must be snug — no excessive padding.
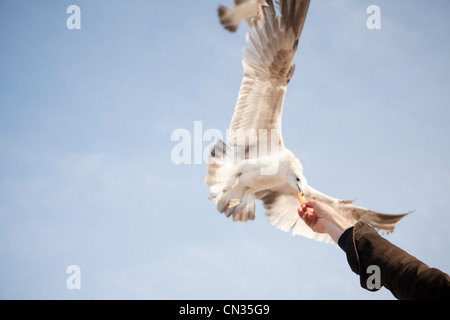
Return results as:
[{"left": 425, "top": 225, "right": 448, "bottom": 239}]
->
[{"left": 285, "top": 157, "right": 308, "bottom": 194}]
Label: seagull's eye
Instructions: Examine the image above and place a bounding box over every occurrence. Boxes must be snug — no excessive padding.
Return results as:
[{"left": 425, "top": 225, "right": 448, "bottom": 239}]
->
[{"left": 296, "top": 177, "right": 300, "bottom": 182}]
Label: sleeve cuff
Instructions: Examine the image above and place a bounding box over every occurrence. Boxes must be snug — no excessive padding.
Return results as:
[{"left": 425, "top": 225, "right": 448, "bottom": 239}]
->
[{"left": 338, "top": 226, "right": 353, "bottom": 251}]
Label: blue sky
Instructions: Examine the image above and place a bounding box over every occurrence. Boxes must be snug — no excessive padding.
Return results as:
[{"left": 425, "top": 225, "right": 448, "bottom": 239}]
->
[{"left": 0, "top": 0, "right": 449, "bottom": 299}]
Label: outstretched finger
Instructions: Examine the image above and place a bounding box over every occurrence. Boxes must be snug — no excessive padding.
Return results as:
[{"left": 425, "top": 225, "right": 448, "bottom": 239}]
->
[
  {"left": 297, "top": 207, "right": 305, "bottom": 219},
  {"left": 302, "top": 209, "right": 313, "bottom": 226}
]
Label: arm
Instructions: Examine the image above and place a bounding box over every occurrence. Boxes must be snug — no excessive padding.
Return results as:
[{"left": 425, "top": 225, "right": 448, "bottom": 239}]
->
[
  {"left": 343, "top": 221, "right": 450, "bottom": 299},
  {"left": 298, "top": 201, "right": 450, "bottom": 299}
]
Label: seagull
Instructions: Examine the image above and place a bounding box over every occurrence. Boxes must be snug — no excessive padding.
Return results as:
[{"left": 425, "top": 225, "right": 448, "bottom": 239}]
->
[
  {"left": 206, "top": 0, "right": 408, "bottom": 243},
  {"left": 218, "top": 0, "right": 268, "bottom": 32}
]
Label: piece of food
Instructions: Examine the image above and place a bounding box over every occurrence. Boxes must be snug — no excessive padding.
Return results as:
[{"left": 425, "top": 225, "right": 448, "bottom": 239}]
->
[{"left": 297, "top": 191, "right": 306, "bottom": 205}]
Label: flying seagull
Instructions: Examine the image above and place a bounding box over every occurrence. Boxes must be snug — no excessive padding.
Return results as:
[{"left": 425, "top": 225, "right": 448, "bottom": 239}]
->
[{"left": 206, "top": 0, "right": 408, "bottom": 243}]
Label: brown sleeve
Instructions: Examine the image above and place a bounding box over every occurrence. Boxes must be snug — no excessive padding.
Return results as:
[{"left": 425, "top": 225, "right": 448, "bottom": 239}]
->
[{"left": 344, "top": 221, "right": 450, "bottom": 300}]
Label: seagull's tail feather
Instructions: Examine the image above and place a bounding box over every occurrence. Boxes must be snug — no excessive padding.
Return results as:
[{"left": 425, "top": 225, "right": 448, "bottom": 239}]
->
[
  {"left": 205, "top": 139, "right": 256, "bottom": 222},
  {"left": 205, "top": 139, "right": 234, "bottom": 196},
  {"left": 306, "top": 185, "right": 410, "bottom": 234}
]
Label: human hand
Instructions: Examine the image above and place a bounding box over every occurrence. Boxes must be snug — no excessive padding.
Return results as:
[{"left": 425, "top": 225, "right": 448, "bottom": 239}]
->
[
  {"left": 298, "top": 200, "right": 353, "bottom": 243},
  {"left": 297, "top": 200, "right": 335, "bottom": 234}
]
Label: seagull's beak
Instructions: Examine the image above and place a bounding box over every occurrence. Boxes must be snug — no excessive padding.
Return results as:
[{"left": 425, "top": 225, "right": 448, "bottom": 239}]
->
[{"left": 296, "top": 183, "right": 303, "bottom": 195}]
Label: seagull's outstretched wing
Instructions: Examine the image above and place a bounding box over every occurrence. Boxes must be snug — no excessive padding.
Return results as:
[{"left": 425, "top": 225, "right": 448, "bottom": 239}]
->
[
  {"left": 228, "top": 0, "right": 310, "bottom": 147},
  {"left": 256, "top": 184, "right": 410, "bottom": 243}
]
